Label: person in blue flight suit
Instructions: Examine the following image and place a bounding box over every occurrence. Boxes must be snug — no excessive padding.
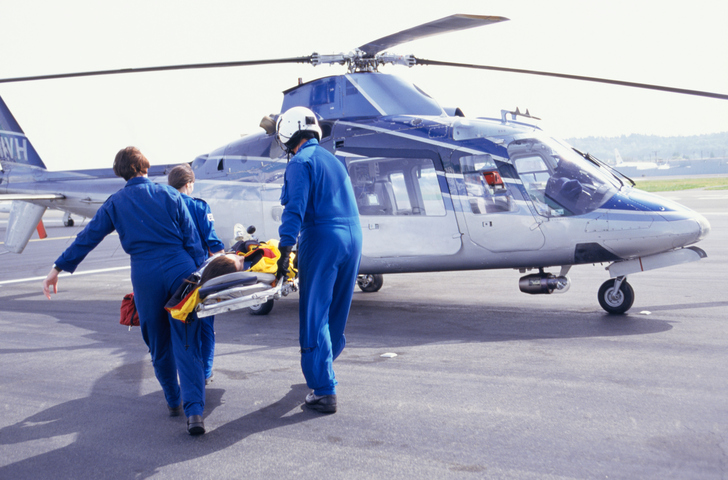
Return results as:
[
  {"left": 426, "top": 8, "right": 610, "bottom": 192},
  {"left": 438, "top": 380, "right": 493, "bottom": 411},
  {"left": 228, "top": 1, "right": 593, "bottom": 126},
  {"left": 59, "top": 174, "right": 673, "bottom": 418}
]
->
[
  {"left": 42, "top": 147, "right": 209, "bottom": 435},
  {"left": 168, "top": 163, "right": 225, "bottom": 385},
  {"left": 275, "top": 106, "right": 363, "bottom": 414}
]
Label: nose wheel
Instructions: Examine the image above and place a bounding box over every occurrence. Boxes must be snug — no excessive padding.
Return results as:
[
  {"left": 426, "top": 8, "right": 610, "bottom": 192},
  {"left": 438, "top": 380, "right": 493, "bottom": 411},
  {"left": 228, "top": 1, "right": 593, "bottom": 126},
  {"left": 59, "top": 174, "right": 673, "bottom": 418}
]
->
[{"left": 598, "top": 277, "right": 634, "bottom": 314}]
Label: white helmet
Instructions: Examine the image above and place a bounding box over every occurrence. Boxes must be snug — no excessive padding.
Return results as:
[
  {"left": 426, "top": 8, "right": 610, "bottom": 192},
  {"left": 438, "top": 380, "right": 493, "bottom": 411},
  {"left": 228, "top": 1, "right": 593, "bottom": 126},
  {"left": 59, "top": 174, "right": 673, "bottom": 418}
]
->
[{"left": 276, "top": 106, "right": 322, "bottom": 146}]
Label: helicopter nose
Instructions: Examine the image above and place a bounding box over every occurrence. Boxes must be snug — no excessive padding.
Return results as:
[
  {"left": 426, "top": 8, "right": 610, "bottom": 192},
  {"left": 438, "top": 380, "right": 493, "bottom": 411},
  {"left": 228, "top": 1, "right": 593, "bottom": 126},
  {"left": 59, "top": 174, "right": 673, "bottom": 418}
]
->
[
  {"left": 695, "top": 212, "right": 711, "bottom": 242},
  {"left": 663, "top": 210, "right": 711, "bottom": 249},
  {"left": 621, "top": 188, "right": 711, "bottom": 249}
]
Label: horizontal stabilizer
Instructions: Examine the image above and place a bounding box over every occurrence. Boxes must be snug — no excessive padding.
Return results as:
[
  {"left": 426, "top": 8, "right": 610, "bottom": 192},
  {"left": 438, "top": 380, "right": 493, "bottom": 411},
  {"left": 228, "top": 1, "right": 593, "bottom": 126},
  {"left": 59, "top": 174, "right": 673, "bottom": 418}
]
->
[{"left": 0, "top": 193, "right": 65, "bottom": 201}]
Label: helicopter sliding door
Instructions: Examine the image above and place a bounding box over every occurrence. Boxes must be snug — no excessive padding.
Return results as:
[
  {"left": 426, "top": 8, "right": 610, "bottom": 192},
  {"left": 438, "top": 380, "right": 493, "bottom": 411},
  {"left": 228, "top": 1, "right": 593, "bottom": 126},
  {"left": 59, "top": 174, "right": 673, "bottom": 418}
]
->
[
  {"left": 449, "top": 150, "right": 545, "bottom": 252},
  {"left": 341, "top": 150, "right": 461, "bottom": 257}
]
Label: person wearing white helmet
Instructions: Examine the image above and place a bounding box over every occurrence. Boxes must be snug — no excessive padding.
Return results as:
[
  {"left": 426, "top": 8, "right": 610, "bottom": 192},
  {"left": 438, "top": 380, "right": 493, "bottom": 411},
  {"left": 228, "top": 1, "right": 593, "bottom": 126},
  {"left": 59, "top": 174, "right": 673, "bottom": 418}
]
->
[{"left": 275, "top": 106, "right": 363, "bottom": 414}]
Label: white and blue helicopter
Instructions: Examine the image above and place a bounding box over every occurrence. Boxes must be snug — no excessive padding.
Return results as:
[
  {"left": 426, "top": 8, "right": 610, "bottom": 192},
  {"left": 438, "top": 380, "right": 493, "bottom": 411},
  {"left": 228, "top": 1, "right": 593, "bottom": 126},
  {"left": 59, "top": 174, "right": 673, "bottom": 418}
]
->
[{"left": 1, "top": 14, "right": 721, "bottom": 314}]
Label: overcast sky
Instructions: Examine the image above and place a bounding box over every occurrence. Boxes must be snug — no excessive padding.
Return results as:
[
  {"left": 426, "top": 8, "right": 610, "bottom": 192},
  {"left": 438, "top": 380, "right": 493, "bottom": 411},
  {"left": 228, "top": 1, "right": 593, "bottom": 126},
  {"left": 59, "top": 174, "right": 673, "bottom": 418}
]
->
[{"left": 2, "top": 0, "right": 726, "bottom": 171}]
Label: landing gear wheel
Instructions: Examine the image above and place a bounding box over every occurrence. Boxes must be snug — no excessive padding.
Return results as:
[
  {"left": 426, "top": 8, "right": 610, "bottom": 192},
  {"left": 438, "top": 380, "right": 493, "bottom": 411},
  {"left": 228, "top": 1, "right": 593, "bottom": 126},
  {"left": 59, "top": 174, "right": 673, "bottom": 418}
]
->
[
  {"left": 598, "top": 278, "right": 635, "bottom": 314},
  {"left": 63, "top": 214, "right": 74, "bottom": 227},
  {"left": 357, "top": 274, "right": 383, "bottom": 293},
  {"left": 248, "top": 299, "right": 274, "bottom": 316}
]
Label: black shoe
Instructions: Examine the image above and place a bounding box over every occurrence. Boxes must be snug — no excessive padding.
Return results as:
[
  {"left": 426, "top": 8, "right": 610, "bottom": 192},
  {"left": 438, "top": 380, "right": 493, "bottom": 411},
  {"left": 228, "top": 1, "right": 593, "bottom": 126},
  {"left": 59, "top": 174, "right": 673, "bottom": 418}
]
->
[
  {"left": 167, "top": 403, "right": 183, "bottom": 417},
  {"left": 304, "top": 392, "right": 337, "bottom": 414},
  {"left": 187, "top": 415, "right": 205, "bottom": 435}
]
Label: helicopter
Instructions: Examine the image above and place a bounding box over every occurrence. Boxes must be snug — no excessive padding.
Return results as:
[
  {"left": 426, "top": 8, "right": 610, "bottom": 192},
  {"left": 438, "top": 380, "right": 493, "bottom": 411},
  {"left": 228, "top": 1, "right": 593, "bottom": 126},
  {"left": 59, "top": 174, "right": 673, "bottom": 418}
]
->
[{"left": 1, "top": 14, "right": 721, "bottom": 314}]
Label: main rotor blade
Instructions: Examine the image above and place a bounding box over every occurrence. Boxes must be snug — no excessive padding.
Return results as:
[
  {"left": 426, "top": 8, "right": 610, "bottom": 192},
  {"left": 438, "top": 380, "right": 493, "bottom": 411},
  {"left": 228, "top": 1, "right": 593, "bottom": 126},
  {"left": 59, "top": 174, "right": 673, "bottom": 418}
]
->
[
  {"left": 0, "top": 57, "right": 313, "bottom": 84},
  {"left": 414, "top": 58, "right": 728, "bottom": 100},
  {"left": 358, "top": 14, "right": 509, "bottom": 57}
]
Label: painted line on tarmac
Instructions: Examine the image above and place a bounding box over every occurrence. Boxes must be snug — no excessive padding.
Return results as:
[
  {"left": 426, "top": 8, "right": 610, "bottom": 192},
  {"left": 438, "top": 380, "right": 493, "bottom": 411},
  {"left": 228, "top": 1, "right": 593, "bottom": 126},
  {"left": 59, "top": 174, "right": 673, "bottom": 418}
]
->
[
  {"left": 0, "top": 232, "right": 118, "bottom": 246},
  {"left": 0, "top": 266, "right": 130, "bottom": 286}
]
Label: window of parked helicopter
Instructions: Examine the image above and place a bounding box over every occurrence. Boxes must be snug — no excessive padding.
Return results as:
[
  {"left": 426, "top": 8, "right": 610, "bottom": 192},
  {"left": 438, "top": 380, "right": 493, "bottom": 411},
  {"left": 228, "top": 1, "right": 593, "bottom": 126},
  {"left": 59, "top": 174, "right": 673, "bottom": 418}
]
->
[
  {"left": 512, "top": 155, "right": 555, "bottom": 217},
  {"left": 389, "top": 172, "right": 412, "bottom": 213},
  {"left": 346, "top": 157, "right": 445, "bottom": 216},
  {"left": 507, "top": 136, "right": 618, "bottom": 217},
  {"left": 457, "top": 154, "right": 515, "bottom": 214},
  {"left": 417, "top": 166, "right": 446, "bottom": 216}
]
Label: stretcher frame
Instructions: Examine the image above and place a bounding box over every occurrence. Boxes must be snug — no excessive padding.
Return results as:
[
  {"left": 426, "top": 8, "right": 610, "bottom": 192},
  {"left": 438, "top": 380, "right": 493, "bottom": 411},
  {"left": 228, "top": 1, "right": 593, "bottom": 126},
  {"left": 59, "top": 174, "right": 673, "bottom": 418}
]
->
[{"left": 195, "top": 273, "right": 297, "bottom": 318}]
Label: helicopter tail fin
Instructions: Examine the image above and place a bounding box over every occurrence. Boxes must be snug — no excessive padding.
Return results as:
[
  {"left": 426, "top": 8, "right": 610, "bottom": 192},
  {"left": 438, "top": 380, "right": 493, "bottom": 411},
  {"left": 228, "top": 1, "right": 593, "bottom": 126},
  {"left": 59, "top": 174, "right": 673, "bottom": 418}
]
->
[{"left": 0, "top": 95, "right": 47, "bottom": 169}]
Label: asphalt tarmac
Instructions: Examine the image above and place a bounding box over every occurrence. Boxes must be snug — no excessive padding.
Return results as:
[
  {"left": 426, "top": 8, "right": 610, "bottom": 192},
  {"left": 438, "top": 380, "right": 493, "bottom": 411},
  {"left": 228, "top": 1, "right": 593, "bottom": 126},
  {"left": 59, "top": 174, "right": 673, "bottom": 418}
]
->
[{"left": 1, "top": 189, "right": 726, "bottom": 479}]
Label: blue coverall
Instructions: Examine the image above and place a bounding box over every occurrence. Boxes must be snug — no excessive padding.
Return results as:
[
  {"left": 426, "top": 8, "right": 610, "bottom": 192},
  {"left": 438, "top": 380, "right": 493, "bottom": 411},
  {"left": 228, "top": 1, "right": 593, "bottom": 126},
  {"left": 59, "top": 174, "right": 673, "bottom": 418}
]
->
[
  {"left": 181, "top": 194, "right": 225, "bottom": 381},
  {"left": 55, "top": 177, "right": 208, "bottom": 417},
  {"left": 279, "top": 138, "right": 363, "bottom": 396}
]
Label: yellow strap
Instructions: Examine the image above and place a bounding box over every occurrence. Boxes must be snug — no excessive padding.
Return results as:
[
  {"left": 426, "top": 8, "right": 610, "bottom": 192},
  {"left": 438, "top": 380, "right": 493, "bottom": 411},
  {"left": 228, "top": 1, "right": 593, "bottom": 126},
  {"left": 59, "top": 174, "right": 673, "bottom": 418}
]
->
[{"left": 168, "top": 288, "right": 201, "bottom": 322}]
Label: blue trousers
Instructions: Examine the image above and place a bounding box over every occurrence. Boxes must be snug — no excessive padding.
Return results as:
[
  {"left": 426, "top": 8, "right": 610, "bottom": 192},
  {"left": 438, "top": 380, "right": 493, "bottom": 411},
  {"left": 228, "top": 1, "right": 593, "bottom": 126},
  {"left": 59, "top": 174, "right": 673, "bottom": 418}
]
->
[
  {"left": 298, "top": 223, "right": 362, "bottom": 396},
  {"left": 131, "top": 254, "right": 205, "bottom": 417},
  {"left": 201, "top": 315, "right": 215, "bottom": 380}
]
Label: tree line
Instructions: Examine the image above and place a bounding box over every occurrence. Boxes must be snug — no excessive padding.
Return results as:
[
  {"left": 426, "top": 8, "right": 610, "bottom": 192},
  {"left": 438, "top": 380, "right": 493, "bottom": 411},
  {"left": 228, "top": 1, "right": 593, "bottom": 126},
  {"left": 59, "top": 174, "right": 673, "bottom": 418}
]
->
[{"left": 566, "top": 132, "right": 728, "bottom": 163}]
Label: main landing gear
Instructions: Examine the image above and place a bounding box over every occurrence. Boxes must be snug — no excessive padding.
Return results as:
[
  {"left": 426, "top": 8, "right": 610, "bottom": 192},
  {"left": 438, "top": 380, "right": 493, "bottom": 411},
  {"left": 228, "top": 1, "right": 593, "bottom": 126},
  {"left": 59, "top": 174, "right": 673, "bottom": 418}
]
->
[
  {"left": 598, "top": 276, "right": 634, "bottom": 315},
  {"left": 357, "top": 274, "right": 384, "bottom": 293},
  {"left": 248, "top": 299, "right": 275, "bottom": 316}
]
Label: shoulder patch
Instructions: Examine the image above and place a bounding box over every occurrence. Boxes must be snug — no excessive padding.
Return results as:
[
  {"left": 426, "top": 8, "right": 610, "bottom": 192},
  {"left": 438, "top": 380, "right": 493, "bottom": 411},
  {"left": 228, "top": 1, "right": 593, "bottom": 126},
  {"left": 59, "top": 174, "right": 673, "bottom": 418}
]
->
[{"left": 207, "top": 213, "right": 214, "bottom": 222}]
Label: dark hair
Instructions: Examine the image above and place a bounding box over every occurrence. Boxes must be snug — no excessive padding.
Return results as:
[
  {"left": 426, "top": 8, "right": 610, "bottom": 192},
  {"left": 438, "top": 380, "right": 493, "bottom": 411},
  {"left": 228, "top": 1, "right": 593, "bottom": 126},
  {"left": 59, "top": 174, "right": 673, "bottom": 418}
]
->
[
  {"left": 113, "top": 147, "right": 150, "bottom": 181},
  {"left": 168, "top": 164, "right": 195, "bottom": 190},
  {"left": 284, "top": 130, "right": 319, "bottom": 151},
  {"left": 200, "top": 255, "right": 238, "bottom": 285}
]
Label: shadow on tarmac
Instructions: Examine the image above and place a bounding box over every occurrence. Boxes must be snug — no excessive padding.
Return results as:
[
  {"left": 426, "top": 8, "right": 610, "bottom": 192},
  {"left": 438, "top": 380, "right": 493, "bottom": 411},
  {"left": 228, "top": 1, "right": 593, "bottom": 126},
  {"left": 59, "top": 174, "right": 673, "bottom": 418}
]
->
[
  {"left": 0, "top": 294, "right": 316, "bottom": 478},
  {"left": 344, "top": 300, "right": 675, "bottom": 349},
  {"left": 0, "top": 360, "right": 313, "bottom": 479}
]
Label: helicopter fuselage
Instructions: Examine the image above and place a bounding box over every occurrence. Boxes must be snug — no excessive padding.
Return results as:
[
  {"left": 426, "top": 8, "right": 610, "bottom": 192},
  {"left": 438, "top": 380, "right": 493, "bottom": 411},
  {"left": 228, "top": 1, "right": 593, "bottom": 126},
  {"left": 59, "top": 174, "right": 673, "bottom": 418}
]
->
[{"left": 189, "top": 113, "right": 708, "bottom": 276}]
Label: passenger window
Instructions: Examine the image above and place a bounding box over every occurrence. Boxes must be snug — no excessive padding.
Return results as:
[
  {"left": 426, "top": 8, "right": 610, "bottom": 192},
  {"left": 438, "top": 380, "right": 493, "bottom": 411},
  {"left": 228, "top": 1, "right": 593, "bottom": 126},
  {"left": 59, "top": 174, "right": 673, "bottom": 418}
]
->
[
  {"left": 347, "top": 157, "right": 446, "bottom": 216},
  {"left": 418, "top": 166, "right": 446, "bottom": 216},
  {"left": 389, "top": 172, "right": 411, "bottom": 213}
]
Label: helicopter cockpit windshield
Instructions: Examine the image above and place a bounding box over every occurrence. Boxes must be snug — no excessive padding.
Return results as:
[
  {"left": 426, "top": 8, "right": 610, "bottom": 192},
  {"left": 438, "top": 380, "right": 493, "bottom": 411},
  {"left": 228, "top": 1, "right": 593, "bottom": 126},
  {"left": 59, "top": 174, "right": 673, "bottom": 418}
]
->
[{"left": 507, "top": 135, "right": 619, "bottom": 217}]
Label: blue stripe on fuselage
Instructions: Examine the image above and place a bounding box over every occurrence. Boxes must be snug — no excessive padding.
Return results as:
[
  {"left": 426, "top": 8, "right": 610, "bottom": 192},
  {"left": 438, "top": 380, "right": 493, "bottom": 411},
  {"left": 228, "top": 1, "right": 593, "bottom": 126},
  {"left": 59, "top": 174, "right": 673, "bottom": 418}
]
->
[{"left": 601, "top": 188, "right": 697, "bottom": 220}]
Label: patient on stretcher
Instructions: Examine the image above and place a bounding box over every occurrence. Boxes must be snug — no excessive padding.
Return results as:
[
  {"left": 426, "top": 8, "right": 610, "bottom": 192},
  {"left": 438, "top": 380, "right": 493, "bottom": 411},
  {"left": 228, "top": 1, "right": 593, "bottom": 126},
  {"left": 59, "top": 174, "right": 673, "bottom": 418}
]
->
[
  {"left": 200, "top": 254, "right": 244, "bottom": 284},
  {"left": 165, "top": 240, "right": 291, "bottom": 321}
]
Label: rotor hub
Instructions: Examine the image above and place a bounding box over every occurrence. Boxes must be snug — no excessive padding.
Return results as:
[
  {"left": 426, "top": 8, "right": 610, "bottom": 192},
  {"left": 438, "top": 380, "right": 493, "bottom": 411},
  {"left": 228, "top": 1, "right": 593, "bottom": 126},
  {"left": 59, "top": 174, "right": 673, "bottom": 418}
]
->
[{"left": 311, "top": 50, "right": 415, "bottom": 73}]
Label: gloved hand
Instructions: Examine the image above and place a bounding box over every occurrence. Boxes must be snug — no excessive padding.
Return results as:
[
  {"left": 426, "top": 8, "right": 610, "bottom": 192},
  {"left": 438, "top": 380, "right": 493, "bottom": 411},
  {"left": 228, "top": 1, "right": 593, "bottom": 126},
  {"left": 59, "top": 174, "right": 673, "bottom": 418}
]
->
[{"left": 277, "top": 245, "right": 293, "bottom": 279}]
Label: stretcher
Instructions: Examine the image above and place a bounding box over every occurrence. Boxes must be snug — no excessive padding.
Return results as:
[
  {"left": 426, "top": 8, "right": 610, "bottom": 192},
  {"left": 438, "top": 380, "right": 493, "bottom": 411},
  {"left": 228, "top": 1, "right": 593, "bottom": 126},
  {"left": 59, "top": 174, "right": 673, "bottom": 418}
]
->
[{"left": 194, "top": 272, "right": 297, "bottom": 318}]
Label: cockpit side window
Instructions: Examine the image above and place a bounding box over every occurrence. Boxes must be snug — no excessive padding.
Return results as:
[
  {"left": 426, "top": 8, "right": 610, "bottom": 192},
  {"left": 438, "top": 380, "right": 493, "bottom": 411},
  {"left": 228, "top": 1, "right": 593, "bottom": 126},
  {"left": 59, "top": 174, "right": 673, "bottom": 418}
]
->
[
  {"left": 508, "top": 137, "right": 617, "bottom": 217},
  {"left": 513, "top": 155, "right": 553, "bottom": 216}
]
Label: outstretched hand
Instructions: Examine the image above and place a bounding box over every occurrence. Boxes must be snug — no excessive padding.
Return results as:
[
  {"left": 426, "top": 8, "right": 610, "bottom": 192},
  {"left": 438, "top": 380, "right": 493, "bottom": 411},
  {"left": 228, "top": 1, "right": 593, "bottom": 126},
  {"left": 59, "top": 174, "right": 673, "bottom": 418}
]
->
[{"left": 42, "top": 268, "right": 60, "bottom": 300}]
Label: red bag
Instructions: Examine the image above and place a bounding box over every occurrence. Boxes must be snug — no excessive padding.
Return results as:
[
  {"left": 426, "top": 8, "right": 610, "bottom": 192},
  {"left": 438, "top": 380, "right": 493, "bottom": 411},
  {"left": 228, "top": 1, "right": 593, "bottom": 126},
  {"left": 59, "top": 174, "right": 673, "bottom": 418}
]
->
[{"left": 120, "top": 293, "right": 140, "bottom": 329}]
